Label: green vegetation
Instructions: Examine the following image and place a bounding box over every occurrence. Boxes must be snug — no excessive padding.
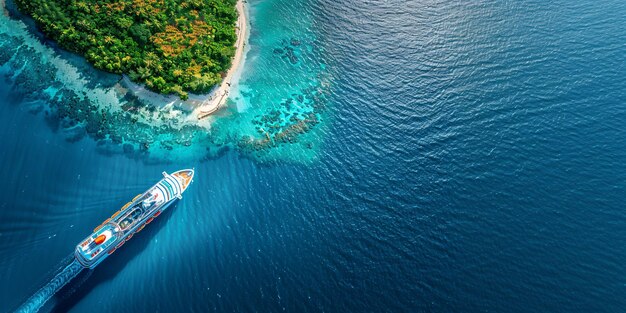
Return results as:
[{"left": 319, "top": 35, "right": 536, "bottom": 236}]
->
[{"left": 15, "top": 0, "right": 238, "bottom": 99}]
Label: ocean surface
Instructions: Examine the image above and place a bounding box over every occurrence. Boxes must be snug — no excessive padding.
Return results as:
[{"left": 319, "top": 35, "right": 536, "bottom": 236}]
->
[{"left": 1, "top": 0, "right": 626, "bottom": 312}]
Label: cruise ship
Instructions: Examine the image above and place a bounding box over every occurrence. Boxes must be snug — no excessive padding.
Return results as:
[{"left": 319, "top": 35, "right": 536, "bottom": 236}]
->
[{"left": 75, "top": 169, "right": 194, "bottom": 269}]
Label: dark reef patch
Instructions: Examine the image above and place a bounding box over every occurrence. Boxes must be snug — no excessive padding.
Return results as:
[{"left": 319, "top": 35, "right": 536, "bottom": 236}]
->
[
  {"left": 237, "top": 83, "right": 327, "bottom": 156},
  {"left": 274, "top": 38, "right": 308, "bottom": 65}
]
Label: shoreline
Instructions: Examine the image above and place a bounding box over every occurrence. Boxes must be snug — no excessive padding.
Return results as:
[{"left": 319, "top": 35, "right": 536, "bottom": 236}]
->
[
  {"left": 117, "top": 0, "right": 249, "bottom": 128},
  {"left": 190, "top": 0, "right": 249, "bottom": 125}
]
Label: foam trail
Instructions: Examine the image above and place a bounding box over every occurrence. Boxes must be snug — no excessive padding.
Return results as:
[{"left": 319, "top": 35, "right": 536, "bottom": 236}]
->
[{"left": 15, "top": 259, "right": 84, "bottom": 313}]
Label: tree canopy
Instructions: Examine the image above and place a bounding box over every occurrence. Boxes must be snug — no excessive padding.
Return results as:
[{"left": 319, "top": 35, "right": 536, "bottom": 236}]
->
[{"left": 16, "top": 0, "right": 238, "bottom": 99}]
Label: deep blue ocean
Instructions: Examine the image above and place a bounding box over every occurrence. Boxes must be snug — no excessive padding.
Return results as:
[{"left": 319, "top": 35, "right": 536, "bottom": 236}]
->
[{"left": 1, "top": 0, "right": 626, "bottom": 312}]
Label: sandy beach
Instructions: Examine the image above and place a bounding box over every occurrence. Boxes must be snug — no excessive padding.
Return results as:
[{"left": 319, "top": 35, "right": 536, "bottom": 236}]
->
[{"left": 191, "top": 0, "right": 248, "bottom": 124}]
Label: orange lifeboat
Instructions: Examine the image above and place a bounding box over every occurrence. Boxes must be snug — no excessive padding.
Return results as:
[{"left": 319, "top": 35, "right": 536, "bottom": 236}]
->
[
  {"left": 120, "top": 201, "right": 132, "bottom": 210},
  {"left": 93, "top": 218, "right": 111, "bottom": 232},
  {"left": 108, "top": 248, "right": 116, "bottom": 255},
  {"left": 153, "top": 211, "right": 161, "bottom": 217},
  {"left": 94, "top": 234, "right": 106, "bottom": 245},
  {"left": 146, "top": 217, "right": 154, "bottom": 224}
]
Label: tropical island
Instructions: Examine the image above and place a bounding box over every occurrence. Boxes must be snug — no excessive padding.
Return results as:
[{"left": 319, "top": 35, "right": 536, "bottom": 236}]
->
[{"left": 14, "top": 0, "right": 239, "bottom": 100}]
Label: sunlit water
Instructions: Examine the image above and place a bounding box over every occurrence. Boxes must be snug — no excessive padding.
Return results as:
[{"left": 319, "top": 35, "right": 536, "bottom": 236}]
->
[{"left": 1, "top": 0, "right": 626, "bottom": 312}]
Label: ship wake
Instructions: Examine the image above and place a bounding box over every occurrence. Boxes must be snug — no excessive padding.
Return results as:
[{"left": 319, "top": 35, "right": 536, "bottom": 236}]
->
[{"left": 15, "top": 258, "right": 84, "bottom": 313}]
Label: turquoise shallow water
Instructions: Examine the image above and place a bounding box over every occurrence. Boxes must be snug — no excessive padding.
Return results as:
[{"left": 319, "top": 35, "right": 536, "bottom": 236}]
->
[
  {"left": 212, "top": 0, "right": 330, "bottom": 162},
  {"left": 1, "top": 0, "right": 626, "bottom": 312}
]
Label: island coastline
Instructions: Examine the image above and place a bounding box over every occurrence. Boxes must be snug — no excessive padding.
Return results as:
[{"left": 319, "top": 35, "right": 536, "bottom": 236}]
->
[
  {"left": 117, "top": 0, "right": 250, "bottom": 129},
  {"left": 0, "top": 0, "right": 327, "bottom": 161},
  {"left": 12, "top": 0, "right": 249, "bottom": 130}
]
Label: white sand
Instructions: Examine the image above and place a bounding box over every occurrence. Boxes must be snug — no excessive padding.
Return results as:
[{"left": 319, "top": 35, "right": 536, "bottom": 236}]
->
[{"left": 191, "top": 0, "right": 249, "bottom": 125}]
